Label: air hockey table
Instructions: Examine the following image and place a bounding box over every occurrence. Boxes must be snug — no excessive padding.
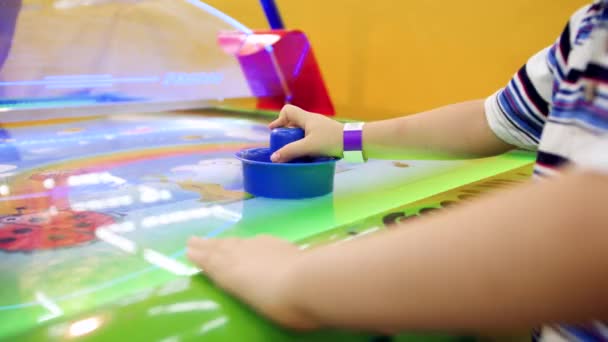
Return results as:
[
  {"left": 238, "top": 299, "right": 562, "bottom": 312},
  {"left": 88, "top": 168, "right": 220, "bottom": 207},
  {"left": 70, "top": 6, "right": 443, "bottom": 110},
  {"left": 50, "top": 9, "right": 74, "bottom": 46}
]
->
[{"left": 0, "top": 1, "right": 536, "bottom": 341}]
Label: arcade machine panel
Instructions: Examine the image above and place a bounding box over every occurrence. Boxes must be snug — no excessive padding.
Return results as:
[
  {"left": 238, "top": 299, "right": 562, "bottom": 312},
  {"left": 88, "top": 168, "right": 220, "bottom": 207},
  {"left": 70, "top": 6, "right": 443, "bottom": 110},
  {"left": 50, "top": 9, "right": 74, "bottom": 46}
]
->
[{"left": 0, "top": 1, "right": 535, "bottom": 341}]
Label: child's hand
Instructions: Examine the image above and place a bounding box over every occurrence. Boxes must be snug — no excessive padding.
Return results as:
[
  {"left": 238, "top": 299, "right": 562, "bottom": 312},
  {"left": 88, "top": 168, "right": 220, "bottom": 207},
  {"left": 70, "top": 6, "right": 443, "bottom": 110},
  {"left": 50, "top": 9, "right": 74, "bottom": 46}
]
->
[
  {"left": 268, "top": 105, "right": 344, "bottom": 163},
  {"left": 186, "top": 236, "right": 319, "bottom": 331}
]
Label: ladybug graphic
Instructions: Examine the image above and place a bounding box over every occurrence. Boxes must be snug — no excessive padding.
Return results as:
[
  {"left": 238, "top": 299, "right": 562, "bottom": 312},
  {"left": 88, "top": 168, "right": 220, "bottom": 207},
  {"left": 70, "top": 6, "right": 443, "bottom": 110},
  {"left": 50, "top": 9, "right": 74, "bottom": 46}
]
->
[{"left": 0, "top": 209, "right": 115, "bottom": 252}]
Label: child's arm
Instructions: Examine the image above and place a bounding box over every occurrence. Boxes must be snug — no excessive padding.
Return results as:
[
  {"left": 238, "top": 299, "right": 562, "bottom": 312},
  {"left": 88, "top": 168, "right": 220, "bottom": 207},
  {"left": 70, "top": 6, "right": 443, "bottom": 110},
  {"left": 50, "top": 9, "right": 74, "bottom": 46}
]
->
[
  {"left": 361, "top": 99, "right": 514, "bottom": 159},
  {"left": 187, "top": 169, "right": 608, "bottom": 333},
  {"left": 268, "top": 101, "right": 514, "bottom": 163},
  {"left": 268, "top": 5, "right": 591, "bottom": 164}
]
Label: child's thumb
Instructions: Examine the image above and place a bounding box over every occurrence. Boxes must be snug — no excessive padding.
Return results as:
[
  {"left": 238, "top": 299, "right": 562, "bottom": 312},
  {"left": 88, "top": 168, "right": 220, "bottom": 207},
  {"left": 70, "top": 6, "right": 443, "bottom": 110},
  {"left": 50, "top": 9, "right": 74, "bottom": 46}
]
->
[{"left": 270, "top": 139, "right": 313, "bottom": 163}]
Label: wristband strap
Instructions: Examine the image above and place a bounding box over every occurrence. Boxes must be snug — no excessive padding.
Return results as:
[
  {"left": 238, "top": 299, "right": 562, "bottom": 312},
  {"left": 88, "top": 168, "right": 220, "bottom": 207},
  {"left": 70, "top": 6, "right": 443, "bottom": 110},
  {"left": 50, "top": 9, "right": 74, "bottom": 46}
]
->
[{"left": 343, "top": 122, "right": 366, "bottom": 163}]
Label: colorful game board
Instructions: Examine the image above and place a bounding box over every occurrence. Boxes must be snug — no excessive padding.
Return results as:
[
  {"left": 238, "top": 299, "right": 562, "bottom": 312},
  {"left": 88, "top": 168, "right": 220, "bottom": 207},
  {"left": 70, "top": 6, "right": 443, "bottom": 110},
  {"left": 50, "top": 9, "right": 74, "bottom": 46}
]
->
[{"left": 0, "top": 109, "right": 534, "bottom": 341}]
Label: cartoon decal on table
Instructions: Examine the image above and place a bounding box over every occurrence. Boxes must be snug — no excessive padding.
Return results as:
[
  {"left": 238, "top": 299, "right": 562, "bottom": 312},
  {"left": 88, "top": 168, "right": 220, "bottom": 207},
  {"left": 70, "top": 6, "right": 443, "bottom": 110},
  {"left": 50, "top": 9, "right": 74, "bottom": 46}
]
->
[
  {"left": 0, "top": 154, "right": 257, "bottom": 252},
  {"left": 167, "top": 158, "right": 250, "bottom": 202},
  {"left": 0, "top": 209, "right": 117, "bottom": 252},
  {"left": 0, "top": 114, "right": 270, "bottom": 229},
  {"left": 0, "top": 168, "right": 122, "bottom": 251}
]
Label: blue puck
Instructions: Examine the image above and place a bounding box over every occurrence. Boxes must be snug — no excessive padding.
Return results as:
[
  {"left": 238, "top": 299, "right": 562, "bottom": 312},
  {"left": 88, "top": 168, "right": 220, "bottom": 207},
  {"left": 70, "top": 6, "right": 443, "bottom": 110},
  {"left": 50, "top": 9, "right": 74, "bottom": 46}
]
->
[{"left": 269, "top": 127, "right": 305, "bottom": 154}]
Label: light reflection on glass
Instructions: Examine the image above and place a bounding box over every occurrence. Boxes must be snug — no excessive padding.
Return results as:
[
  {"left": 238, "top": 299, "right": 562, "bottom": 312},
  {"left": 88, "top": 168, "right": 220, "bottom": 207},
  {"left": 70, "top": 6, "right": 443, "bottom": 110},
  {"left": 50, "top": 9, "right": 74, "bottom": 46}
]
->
[
  {"left": 42, "top": 178, "right": 56, "bottom": 189},
  {"left": 0, "top": 185, "right": 10, "bottom": 196},
  {"left": 71, "top": 195, "right": 133, "bottom": 211},
  {"left": 147, "top": 300, "right": 219, "bottom": 316},
  {"left": 138, "top": 185, "right": 172, "bottom": 203},
  {"left": 158, "top": 336, "right": 180, "bottom": 342},
  {"left": 210, "top": 205, "right": 241, "bottom": 222},
  {"left": 69, "top": 185, "right": 172, "bottom": 211},
  {"left": 140, "top": 207, "right": 211, "bottom": 229},
  {"left": 143, "top": 249, "right": 198, "bottom": 276},
  {"left": 245, "top": 34, "right": 281, "bottom": 47},
  {"left": 67, "top": 172, "right": 126, "bottom": 187},
  {"left": 105, "top": 221, "right": 136, "bottom": 233},
  {"left": 94, "top": 205, "right": 240, "bottom": 257},
  {"left": 67, "top": 317, "right": 103, "bottom": 338},
  {"left": 140, "top": 206, "right": 241, "bottom": 229},
  {"left": 157, "top": 278, "right": 191, "bottom": 297},
  {"left": 95, "top": 228, "right": 137, "bottom": 254},
  {"left": 117, "top": 288, "right": 154, "bottom": 307},
  {"left": 48, "top": 206, "right": 59, "bottom": 216},
  {"left": 36, "top": 292, "right": 63, "bottom": 323},
  {"left": 199, "top": 316, "right": 229, "bottom": 335}
]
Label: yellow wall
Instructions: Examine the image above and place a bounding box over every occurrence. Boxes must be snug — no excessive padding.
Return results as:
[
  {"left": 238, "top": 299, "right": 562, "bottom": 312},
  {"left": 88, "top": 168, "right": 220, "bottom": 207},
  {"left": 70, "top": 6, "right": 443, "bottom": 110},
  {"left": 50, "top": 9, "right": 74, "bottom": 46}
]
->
[{"left": 206, "top": 0, "right": 589, "bottom": 119}]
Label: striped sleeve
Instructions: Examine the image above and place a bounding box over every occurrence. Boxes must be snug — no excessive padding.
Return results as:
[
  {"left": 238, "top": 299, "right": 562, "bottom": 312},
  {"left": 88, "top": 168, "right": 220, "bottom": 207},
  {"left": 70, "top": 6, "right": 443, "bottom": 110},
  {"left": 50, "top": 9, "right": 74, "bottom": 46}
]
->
[{"left": 484, "top": 5, "right": 591, "bottom": 151}]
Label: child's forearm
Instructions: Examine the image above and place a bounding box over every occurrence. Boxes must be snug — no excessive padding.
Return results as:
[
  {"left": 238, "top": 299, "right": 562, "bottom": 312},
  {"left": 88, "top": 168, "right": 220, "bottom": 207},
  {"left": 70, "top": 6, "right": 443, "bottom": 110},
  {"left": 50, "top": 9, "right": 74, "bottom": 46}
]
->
[
  {"left": 362, "top": 99, "right": 514, "bottom": 159},
  {"left": 283, "top": 170, "right": 608, "bottom": 333}
]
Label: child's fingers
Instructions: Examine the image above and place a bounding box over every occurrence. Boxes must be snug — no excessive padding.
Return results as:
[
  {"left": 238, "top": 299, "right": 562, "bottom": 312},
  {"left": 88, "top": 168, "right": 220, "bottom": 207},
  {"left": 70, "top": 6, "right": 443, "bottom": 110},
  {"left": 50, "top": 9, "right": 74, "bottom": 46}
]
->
[
  {"left": 186, "top": 248, "right": 209, "bottom": 268},
  {"left": 282, "top": 104, "right": 308, "bottom": 126},
  {"left": 269, "top": 105, "right": 307, "bottom": 129},
  {"left": 186, "top": 237, "right": 215, "bottom": 265},
  {"left": 187, "top": 249, "right": 227, "bottom": 281},
  {"left": 187, "top": 236, "right": 212, "bottom": 249},
  {"left": 268, "top": 105, "right": 292, "bottom": 128},
  {"left": 187, "top": 238, "right": 230, "bottom": 277},
  {"left": 271, "top": 138, "right": 314, "bottom": 163},
  {"left": 268, "top": 115, "right": 288, "bottom": 129}
]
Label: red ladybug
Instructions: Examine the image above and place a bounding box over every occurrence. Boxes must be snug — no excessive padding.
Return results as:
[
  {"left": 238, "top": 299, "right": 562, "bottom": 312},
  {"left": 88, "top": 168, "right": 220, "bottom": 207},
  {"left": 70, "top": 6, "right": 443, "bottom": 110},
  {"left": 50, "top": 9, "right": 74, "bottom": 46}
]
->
[{"left": 0, "top": 210, "right": 115, "bottom": 252}]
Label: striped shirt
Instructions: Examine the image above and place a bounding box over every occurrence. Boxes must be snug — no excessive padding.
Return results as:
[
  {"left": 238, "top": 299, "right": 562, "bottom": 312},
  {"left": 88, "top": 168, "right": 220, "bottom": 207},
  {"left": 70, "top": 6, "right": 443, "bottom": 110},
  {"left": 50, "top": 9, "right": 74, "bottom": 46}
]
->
[
  {"left": 485, "top": 1, "right": 608, "bottom": 177},
  {"left": 485, "top": 2, "right": 608, "bottom": 340}
]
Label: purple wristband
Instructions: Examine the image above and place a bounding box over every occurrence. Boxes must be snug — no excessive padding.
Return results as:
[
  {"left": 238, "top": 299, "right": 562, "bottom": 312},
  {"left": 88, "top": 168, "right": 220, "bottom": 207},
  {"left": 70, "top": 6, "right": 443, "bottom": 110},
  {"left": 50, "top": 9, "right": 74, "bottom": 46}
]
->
[
  {"left": 343, "top": 130, "right": 363, "bottom": 151},
  {"left": 343, "top": 122, "right": 366, "bottom": 162}
]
